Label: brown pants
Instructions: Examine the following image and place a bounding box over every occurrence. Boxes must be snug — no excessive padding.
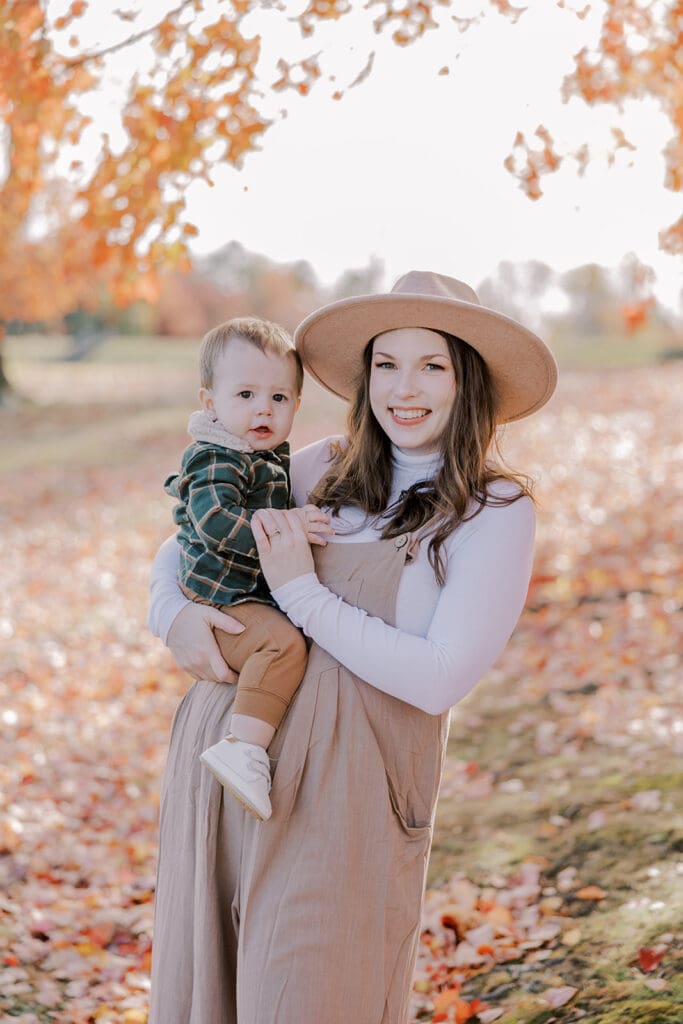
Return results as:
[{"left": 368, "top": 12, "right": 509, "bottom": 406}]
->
[{"left": 182, "top": 587, "right": 308, "bottom": 730}]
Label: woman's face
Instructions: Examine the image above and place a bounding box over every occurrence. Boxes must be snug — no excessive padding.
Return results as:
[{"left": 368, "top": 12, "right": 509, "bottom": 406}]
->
[{"left": 369, "top": 327, "right": 456, "bottom": 455}]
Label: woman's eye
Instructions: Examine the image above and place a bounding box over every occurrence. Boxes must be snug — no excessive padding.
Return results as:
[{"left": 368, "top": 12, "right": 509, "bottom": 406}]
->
[
  {"left": 273, "top": 394, "right": 287, "bottom": 403},
  {"left": 374, "top": 361, "right": 395, "bottom": 370},
  {"left": 238, "top": 390, "right": 253, "bottom": 399},
  {"left": 426, "top": 363, "right": 445, "bottom": 371}
]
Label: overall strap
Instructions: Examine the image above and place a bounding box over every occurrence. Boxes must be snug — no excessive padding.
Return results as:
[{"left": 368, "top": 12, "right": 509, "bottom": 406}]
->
[
  {"left": 393, "top": 532, "right": 420, "bottom": 563},
  {"left": 399, "top": 512, "right": 444, "bottom": 564}
]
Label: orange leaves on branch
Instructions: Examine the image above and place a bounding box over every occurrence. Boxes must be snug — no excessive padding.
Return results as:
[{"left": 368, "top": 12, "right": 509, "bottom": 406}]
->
[
  {"left": 504, "top": 126, "right": 562, "bottom": 200},
  {"left": 273, "top": 55, "right": 322, "bottom": 96},
  {"left": 558, "top": 0, "right": 683, "bottom": 249},
  {"left": 3, "top": 0, "right": 683, "bottom": 328},
  {"left": 497, "top": 0, "right": 683, "bottom": 253},
  {"left": 365, "top": 0, "right": 538, "bottom": 46},
  {"left": 659, "top": 212, "right": 683, "bottom": 254},
  {"left": 490, "top": 0, "right": 527, "bottom": 23},
  {"left": 607, "top": 126, "right": 636, "bottom": 166},
  {"left": 535, "top": 125, "right": 561, "bottom": 171},
  {"left": 0, "top": 0, "right": 269, "bottom": 321},
  {"left": 297, "top": 0, "right": 352, "bottom": 38},
  {"left": 663, "top": 137, "right": 683, "bottom": 192},
  {"left": 557, "top": 0, "right": 591, "bottom": 19},
  {"left": 574, "top": 142, "right": 590, "bottom": 176},
  {"left": 369, "top": 0, "right": 447, "bottom": 46},
  {"left": 155, "top": 15, "right": 178, "bottom": 53},
  {"left": 54, "top": 1, "right": 87, "bottom": 32},
  {"left": 0, "top": 0, "right": 107, "bottom": 320}
]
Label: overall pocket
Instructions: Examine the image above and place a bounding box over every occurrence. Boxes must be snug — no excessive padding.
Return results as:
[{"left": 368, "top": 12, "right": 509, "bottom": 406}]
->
[{"left": 384, "top": 762, "right": 434, "bottom": 838}]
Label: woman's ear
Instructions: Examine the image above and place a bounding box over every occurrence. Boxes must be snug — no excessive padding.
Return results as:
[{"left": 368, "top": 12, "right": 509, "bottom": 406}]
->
[{"left": 199, "top": 387, "right": 216, "bottom": 420}]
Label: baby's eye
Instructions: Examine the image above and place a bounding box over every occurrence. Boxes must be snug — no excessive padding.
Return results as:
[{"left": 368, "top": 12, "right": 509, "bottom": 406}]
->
[
  {"left": 272, "top": 393, "right": 288, "bottom": 403},
  {"left": 238, "top": 390, "right": 253, "bottom": 399}
]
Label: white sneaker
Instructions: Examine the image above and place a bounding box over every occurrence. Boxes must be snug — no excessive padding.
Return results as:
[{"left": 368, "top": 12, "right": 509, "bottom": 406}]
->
[{"left": 200, "top": 736, "right": 272, "bottom": 820}]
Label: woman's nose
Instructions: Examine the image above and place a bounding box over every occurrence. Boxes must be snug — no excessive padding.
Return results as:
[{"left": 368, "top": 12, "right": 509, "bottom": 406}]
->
[{"left": 394, "top": 373, "right": 418, "bottom": 398}]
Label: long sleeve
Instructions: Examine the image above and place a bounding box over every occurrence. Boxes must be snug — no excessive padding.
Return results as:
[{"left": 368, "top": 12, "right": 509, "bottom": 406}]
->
[
  {"left": 169, "top": 446, "right": 258, "bottom": 557},
  {"left": 147, "top": 440, "right": 332, "bottom": 641},
  {"left": 148, "top": 535, "right": 187, "bottom": 643},
  {"left": 271, "top": 495, "right": 536, "bottom": 715},
  {"left": 167, "top": 440, "right": 294, "bottom": 605}
]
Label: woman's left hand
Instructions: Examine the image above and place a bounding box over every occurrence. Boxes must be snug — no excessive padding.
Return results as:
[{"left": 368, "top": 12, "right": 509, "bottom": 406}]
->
[{"left": 252, "top": 508, "right": 317, "bottom": 591}]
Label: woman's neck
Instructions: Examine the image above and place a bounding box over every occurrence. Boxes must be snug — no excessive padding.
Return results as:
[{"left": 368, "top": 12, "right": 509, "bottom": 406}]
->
[{"left": 390, "top": 445, "right": 441, "bottom": 498}]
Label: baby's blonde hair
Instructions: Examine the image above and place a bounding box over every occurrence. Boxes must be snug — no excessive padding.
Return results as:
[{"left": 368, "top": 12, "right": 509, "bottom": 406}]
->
[{"left": 199, "top": 317, "right": 304, "bottom": 394}]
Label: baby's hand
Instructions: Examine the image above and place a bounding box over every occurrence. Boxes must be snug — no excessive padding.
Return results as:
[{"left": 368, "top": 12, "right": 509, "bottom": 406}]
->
[{"left": 293, "top": 504, "right": 334, "bottom": 546}]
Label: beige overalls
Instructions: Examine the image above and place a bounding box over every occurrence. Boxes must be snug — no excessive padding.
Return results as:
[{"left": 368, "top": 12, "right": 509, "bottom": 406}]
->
[{"left": 150, "top": 534, "right": 451, "bottom": 1024}]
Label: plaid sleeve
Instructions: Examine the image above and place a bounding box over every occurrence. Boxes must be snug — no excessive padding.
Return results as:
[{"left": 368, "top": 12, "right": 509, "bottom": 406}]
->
[
  {"left": 182, "top": 447, "right": 259, "bottom": 560},
  {"left": 272, "top": 442, "right": 294, "bottom": 508}
]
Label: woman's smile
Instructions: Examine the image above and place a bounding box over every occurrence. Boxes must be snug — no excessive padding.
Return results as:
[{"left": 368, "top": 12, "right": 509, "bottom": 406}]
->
[
  {"left": 370, "top": 327, "right": 456, "bottom": 455},
  {"left": 389, "top": 406, "right": 431, "bottom": 425}
]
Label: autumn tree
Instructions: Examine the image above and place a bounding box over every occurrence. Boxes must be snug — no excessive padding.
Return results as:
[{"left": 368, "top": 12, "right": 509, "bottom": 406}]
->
[
  {"left": 155, "top": 244, "right": 323, "bottom": 337},
  {"left": 504, "top": 0, "right": 683, "bottom": 249},
  {"left": 1, "top": 0, "right": 681, "bottom": 402}
]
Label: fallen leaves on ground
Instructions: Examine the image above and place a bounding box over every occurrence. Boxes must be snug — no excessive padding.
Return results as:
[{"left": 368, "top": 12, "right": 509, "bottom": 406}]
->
[
  {"left": 637, "top": 946, "right": 667, "bottom": 973},
  {"left": 1, "top": 360, "right": 682, "bottom": 1022}
]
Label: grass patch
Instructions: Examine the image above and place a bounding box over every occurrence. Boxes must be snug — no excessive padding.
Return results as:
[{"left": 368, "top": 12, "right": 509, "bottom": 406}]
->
[{"left": 429, "top": 676, "right": 683, "bottom": 1021}]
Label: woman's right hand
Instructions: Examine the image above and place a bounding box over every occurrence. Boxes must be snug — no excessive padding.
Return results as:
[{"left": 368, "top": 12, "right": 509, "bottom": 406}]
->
[
  {"left": 292, "top": 504, "right": 334, "bottom": 545},
  {"left": 166, "top": 603, "right": 243, "bottom": 683}
]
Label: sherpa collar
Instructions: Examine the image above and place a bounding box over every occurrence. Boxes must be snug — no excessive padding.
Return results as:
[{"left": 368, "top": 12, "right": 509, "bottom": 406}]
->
[{"left": 187, "top": 410, "right": 254, "bottom": 452}]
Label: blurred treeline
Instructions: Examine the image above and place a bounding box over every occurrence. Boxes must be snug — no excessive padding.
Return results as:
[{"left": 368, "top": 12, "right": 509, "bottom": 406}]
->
[{"left": 6, "top": 243, "right": 682, "bottom": 355}]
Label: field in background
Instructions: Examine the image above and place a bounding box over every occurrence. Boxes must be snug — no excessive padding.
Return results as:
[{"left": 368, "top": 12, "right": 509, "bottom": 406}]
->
[
  {"left": 549, "top": 325, "right": 683, "bottom": 371},
  {"left": 1, "top": 337, "right": 682, "bottom": 1023},
  {"left": 4, "top": 326, "right": 682, "bottom": 475},
  {"left": 1, "top": 334, "right": 347, "bottom": 476}
]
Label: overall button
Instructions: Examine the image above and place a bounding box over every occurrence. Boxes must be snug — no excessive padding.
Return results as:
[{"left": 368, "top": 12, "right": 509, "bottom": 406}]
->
[{"left": 395, "top": 534, "right": 409, "bottom": 549}]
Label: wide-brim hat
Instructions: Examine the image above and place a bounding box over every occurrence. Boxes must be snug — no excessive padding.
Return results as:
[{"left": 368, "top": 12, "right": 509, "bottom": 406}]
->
[{"left": 294, "top": 270, "right": 558, "bottom": 423}]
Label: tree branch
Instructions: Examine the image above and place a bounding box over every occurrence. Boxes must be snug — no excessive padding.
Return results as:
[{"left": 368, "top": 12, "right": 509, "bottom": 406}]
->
[{"left": 63, "top": 0, "right": 199, "bottom": 67}]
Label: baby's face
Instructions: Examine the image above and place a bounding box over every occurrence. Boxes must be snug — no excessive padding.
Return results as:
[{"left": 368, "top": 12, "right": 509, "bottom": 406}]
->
[{"left": 200, "top": 337, "right": 301, "bottom": 450}]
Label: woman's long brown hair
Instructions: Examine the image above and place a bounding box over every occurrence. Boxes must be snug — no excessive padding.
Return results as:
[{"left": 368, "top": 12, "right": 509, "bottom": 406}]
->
[{"left": 308, "top": 331, "right": 534, "bottom": 585}]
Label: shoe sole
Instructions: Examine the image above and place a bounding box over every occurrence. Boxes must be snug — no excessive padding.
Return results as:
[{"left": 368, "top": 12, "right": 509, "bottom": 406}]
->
[{"left": 199, "top": 749, "right": 271, "bottom": 821}]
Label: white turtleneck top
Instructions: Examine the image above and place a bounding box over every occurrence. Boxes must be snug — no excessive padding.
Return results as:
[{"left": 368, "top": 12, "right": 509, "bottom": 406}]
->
[{"left": 149, "top": 437, "right": 535, "bottom": 715}]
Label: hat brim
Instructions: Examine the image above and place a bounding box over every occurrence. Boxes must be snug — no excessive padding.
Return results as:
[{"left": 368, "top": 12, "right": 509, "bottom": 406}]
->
[{"left": 294, "top": 292, "right": 558, "bottom": 423}]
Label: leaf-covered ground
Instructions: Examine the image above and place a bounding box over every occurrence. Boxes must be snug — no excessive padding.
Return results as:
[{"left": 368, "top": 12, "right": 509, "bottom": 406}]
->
[{"left": 1, "top": 340, "right": 682, "bottom": 1023}]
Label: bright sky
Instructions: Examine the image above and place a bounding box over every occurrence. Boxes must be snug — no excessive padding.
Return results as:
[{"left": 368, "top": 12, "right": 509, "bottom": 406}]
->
[{"left": 73, "top": 0, "right": 683, "bottom": 308}]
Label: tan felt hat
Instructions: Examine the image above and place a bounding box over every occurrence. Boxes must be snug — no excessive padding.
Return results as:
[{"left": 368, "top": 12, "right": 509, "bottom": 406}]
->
[{"left": 294, "top": 270, "right": 558, "bottom": 423}]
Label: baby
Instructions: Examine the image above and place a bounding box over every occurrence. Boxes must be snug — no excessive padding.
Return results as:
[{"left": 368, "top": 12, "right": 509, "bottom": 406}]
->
[{"left": 164, "top": 317, "right": 330, "bottom": 821}]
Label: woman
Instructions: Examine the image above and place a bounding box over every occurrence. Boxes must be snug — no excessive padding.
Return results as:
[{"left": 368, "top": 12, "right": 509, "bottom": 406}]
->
[{"left": 147, "top": 271, "right": 557, "bottom": 1024}]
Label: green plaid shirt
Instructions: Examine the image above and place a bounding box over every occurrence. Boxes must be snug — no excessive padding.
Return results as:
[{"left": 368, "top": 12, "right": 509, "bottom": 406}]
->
[{"left": 164, "top": 413, "right": 292, "bottom": 607}]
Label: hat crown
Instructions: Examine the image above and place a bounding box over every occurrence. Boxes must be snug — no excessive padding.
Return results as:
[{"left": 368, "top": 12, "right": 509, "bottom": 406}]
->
[
  {"left": 391, "top": 271, "right": 481, "bottom": 307},
  {"left": 295, "top": 267, "right": 558, "bottom": 422}
]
